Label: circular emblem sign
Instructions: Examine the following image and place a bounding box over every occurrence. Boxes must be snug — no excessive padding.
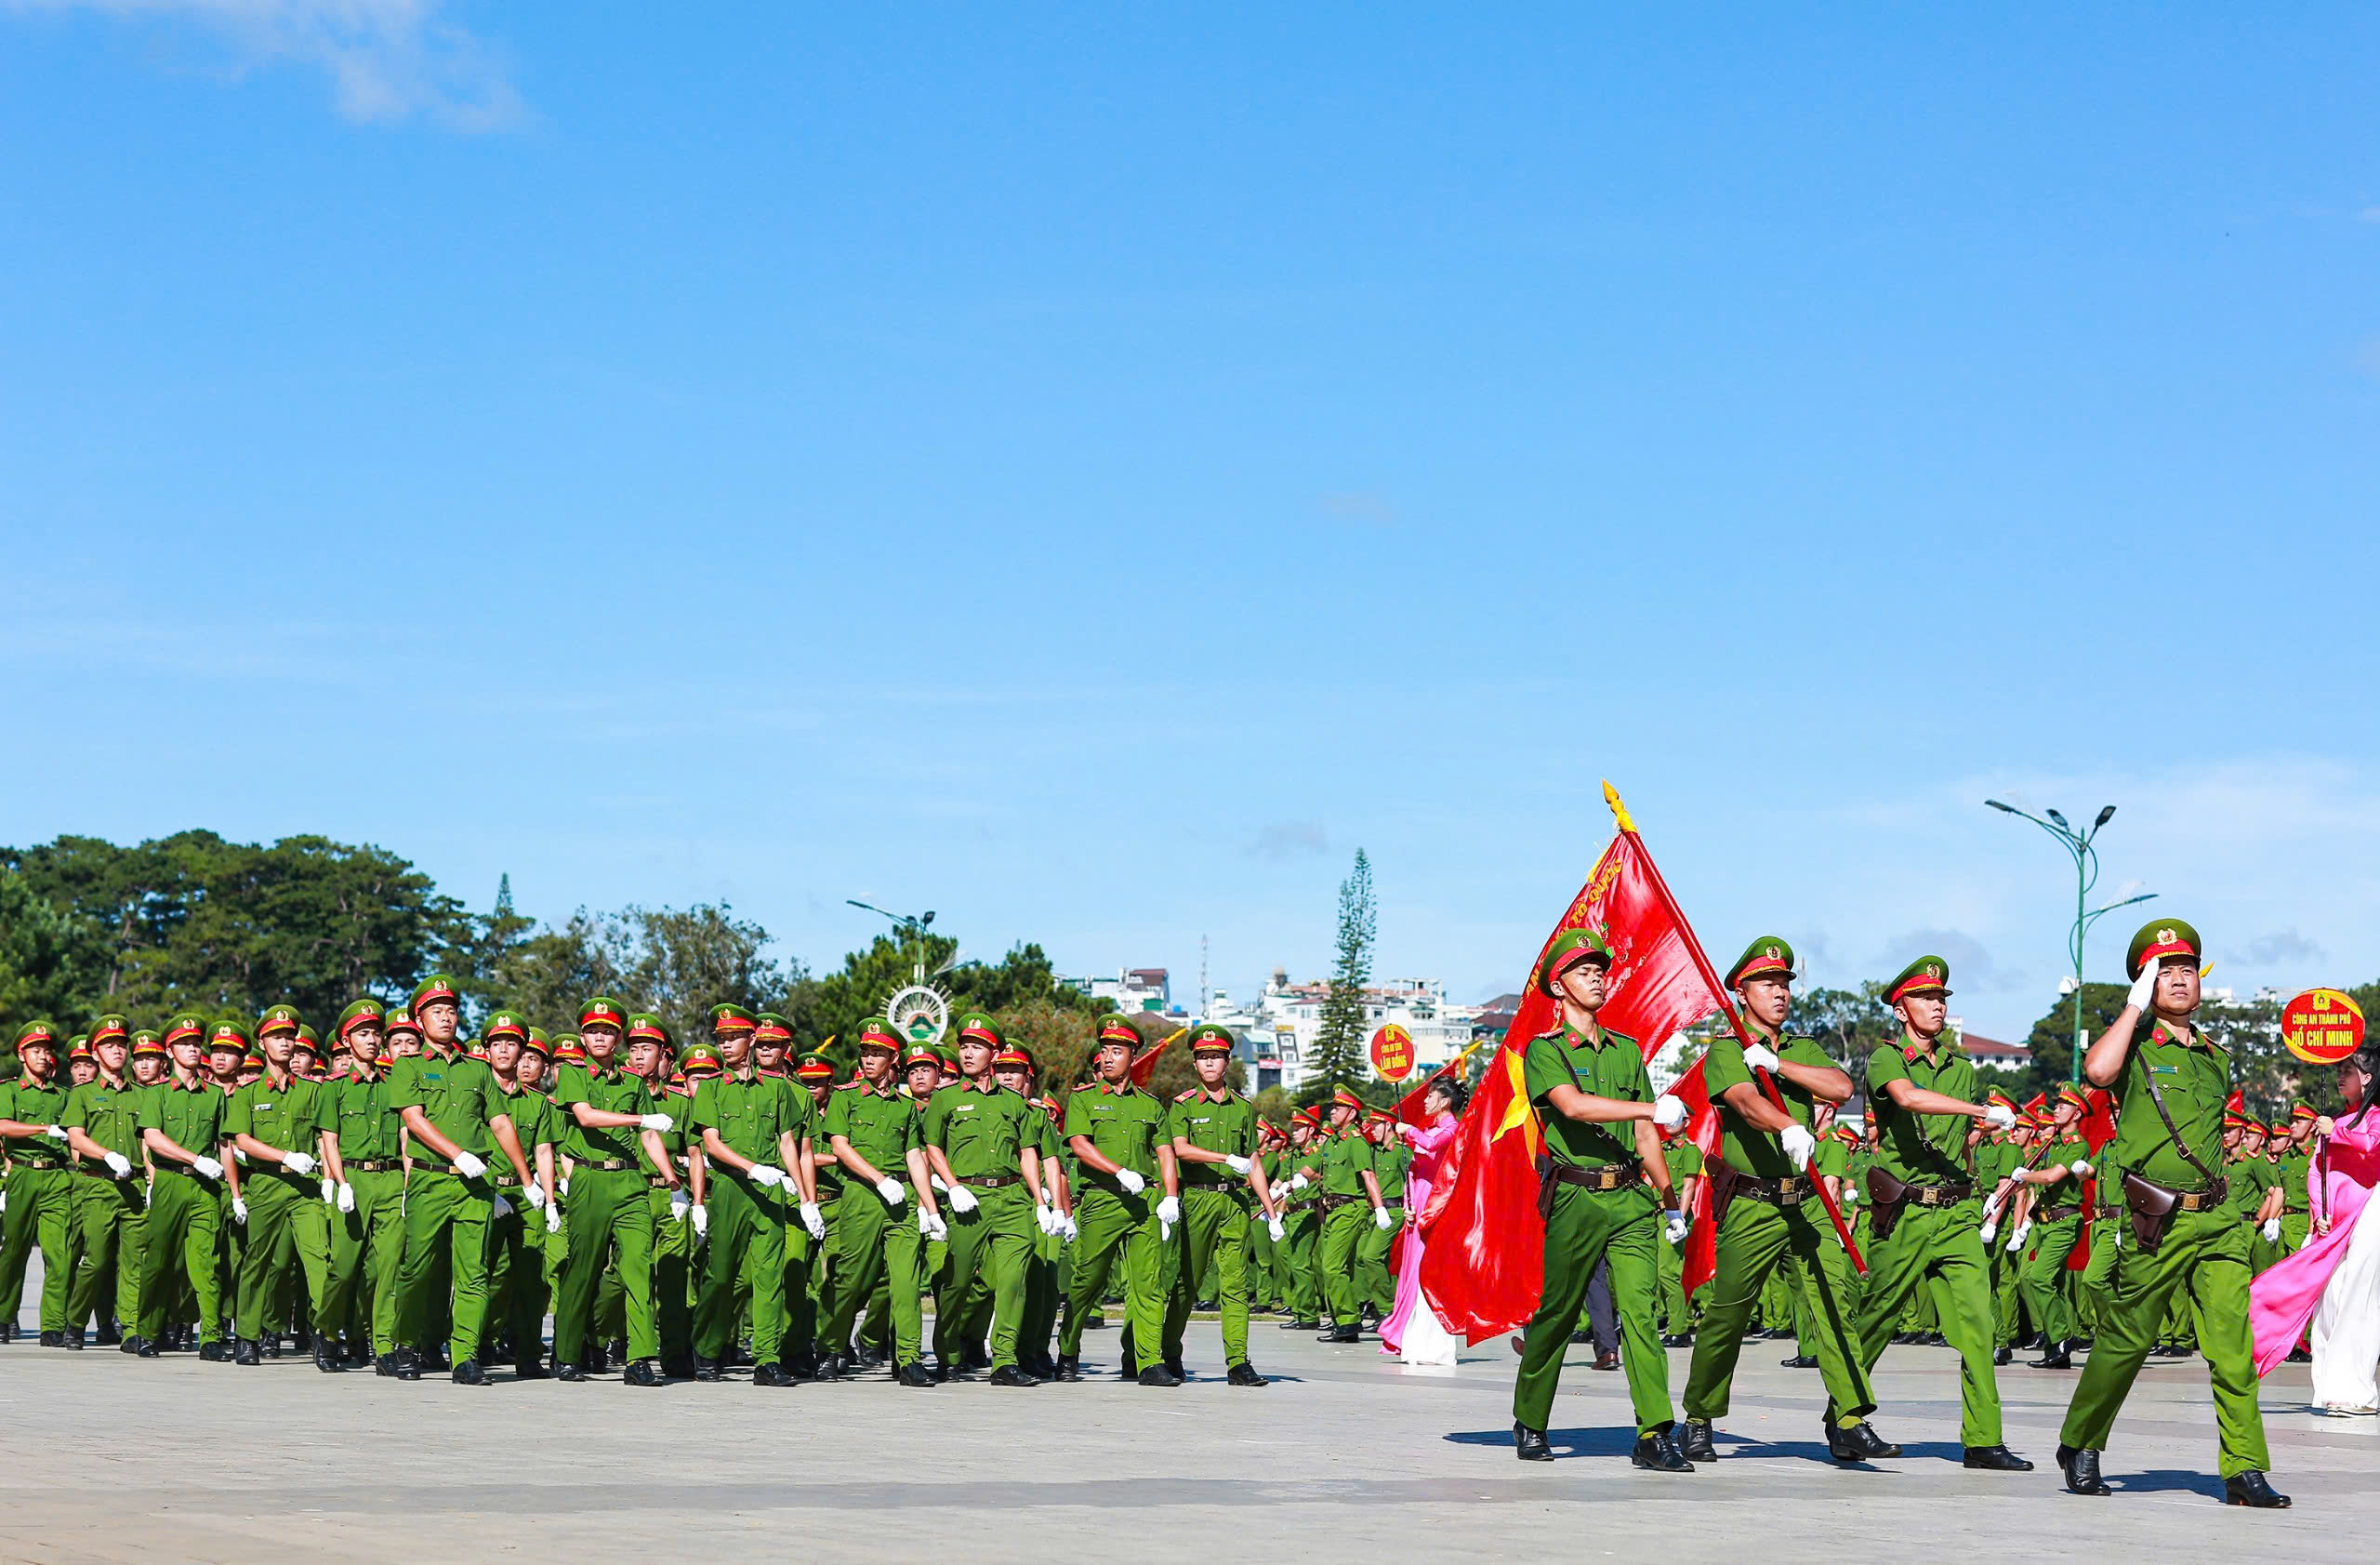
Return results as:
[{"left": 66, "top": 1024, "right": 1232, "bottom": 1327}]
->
[
  {"left": 1368, "top": 1023, "right": 1415, "bottom": 1082},
  {"left": 2281, "top": 988, "right": 2365, "bottom": 1066}
]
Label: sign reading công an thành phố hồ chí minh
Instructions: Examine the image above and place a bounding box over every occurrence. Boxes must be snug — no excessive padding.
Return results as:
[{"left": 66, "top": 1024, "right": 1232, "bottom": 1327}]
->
[{"left": 2281, "top": 988, "right": 2365, "bottom": 1066}]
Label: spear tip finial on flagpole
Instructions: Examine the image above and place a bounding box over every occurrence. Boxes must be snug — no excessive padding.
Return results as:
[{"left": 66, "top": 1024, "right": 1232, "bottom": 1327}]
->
[{"left": 1601, "top": 780, "right": 1636, "bottom": 835}]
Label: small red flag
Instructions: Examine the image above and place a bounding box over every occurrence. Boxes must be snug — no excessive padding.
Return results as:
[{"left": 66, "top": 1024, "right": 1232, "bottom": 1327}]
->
[
  {"left": 1128, "top": 1029, "right": 1182, "bottom": 1090},
  {"left": 2066, "top": 1088, "right": 2121, "bottom": 1273}
]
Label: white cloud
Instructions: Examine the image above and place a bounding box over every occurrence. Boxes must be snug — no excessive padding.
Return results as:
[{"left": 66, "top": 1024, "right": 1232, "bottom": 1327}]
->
[{"left": 8, "top": 0, "right": 522, "bottom": 128}]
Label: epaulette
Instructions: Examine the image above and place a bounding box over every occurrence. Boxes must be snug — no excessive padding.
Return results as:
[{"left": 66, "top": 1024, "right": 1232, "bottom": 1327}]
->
[
  {"left": 1174, "top": 1088, "right": 1198, "bottom": 1102},
  {"left": 833, "top": 1080, "right": 864, "bottom": 1092}
]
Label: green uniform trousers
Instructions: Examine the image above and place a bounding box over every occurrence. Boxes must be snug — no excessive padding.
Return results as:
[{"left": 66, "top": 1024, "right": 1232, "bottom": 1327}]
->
[
  {"left": 1020, "top": 1220, "right": 1062, "bottom": 1361},
  {"left": 1683, "top": 1195, "right": 1874, "bottom": 1425},
  {"left": 1060, "top": 1186, "right": 1164, "bottom": 1369},
  {"left": 553, "top": 1167, "right": 654, "bottom": 1365},
  {"left": 933, "top": 1183, "right": 1033, "bottom": 1370},
  {"left": 1657, "top": 1223, "right": 1692, "bottom": 1334},
  {"left": 1248, "top": 1207, "right": 1278, "bottom": 1309},
  {"left": 1317, "top": 1201, "right": 1374, "bottom": 1328},
  {"left": 822, "top": 1185, "right": 926, "bottom": 1365},
  {"left": 2058, "top": 1205, "right": 2268, "bottom": 1476},
  {"left": 781, "top": 1201, "right": 820, "bottom": 1361},
  {"left": 1357, "top": 1201, "right": 1399, "bottom": 1316},
  {"left": 1514, "top": 1187, "right": 1674, "bottom": 1435},
  {"left": 2016, "top": 1214, "right": 2082, "bottom": 1345},
  {"left": 646, "top": 1187, "right": 694, "bottom": 1362},
  {"left": 1844, "top": 1202, "right": 2002, "bottom": 1445},
  {"left": 696, "top": 1174, "right": 787, "bottom": 1363},
  {"left": 69, "top": 1173, "right": 144, "bottom": 1333},
  {"left": 1163, "top": 1188, "right": 1252, "bottom": 1368},
  {"left": 2076, "top": 1215, "right": 2119, "bottom": 1333},
  {"left": 234, "top": 1178, "right": 330, "bottom": 1341},
  {"left": 321, "top": 1169, "right": 405, "bottom": 1355},
  {"left": 481, "top": 1195, "right": 546, "bottom": 1363},
  {"left": 395, "top": 1168, "right": 493, "bottom": 1362},
  {"left": 137, "top": 1169, "right": 223, "bottom": 1343},
  {"left": 1277, "top": 1208, "right": 1318, "bottom": 1319},
  {"left": 0, "top": 1165, "right": 73, "bottom": 1333}
]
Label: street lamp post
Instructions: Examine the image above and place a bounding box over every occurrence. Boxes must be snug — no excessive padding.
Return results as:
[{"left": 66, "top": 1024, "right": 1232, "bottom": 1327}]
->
[{"left": 1984, "top": 801, "right": 2155, "bottom": 1084}]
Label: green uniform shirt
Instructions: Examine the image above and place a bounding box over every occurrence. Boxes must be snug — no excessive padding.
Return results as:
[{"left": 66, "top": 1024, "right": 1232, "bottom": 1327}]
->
[
  {"left": 136, "top": 1078, "right": 228, "bottom": 1167},
  {"left": 1165, "top": 1088, "right": 1256, "bottom": 1188},
  {"left": 926, "top": 1080, "right": 1036, "bottom": 1181},
  {"left": 644, "top": 1083, "right": 695, "bottom": 1179},
  {"left": 2273, "top": 1148, "right": 2312, "bottom": 1213},
  {"left": 1699, "top": 1031, "right": 1837, "bottom": 1178},
  {"left": 824, "top": 1081, "right": 921, "bottom": 1181},
  {"left": 386, "top": 1047, "right": 509, "bottom": 1166},
  {"left": 1062, "top": 1081, "right": 1164, "bottom": 1190},
  {"left": 551, "top": 1059, "right": 654, "bottom": 1164},
  {"left": 325, "top": 1068, "right": 403, "bottom": 1162},
  {"left": 1316, "top": 1126, "right": 1376, "bottom": 1197},
  {"left": 0, "top": 1077, "right": 70, "bottom": 1160},
  {"left": 2224, "top": 1152, "right": 2274, "bottom": 1219},
  {"left": 1863, "top": 1038, "right": 1979, "bottom": 1183},
  {"left": 1662, "top": 1141, "right": 1704, "bottom": 1184},
  {"left": 1373, "top": 1138, "right": 1411, "bottom": 1202},
  {"left": 226, "top": 1072, "right": 329, "bottom": 1191},
  {"left": 2032, "top": 1135, "right": 2089, "bottom": 1208},
  {"left": 691, "top": 1069, "right": 809, "bottom": 1168},
  {"left": 61, "top": 1076, "right": 144, "bottom": 1169},
  {"left": 496, "top": 1081, "right": 558, "bottom": 1156},
  {"left": 2105, "top": 1019, "right": 2228, "bottom": 1192},
  {"left": 1971, "top": 1135, "right": 2019, "bottom": 1194},
  {"left": 1521, "top": 1024, "right": 1650, "bottom": 1168},
  {"left": 1814, "top": 1134, "right": 1851, "bottom": 1180}
]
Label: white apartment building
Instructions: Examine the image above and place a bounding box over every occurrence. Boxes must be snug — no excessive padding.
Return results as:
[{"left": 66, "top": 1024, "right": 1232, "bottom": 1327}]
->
[{"left": 1204, "top": 967, "right": 1482, "bottom": 1095}]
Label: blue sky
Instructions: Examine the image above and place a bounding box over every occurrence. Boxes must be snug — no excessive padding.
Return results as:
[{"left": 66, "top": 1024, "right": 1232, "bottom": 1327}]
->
[{"left": 4, "top": 4, "right": 2376, "bottom": 1041}]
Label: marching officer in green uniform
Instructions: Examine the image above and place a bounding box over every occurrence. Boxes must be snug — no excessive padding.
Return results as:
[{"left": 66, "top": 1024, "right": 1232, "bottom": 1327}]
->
[
  {"left": 2272, "top": 1107, "right": 2317, "bottom": 1263},
  {"left": 1302, "top": 1085, "right": 1393, "bottom": 1344},
  {"left": 1358, "top": 1107, "right": 1411, "bottom": 1324},
  {"left": 0, "top": 1022, "right": 76, "bottom": 1345},
  {"left": 1680, "top": 937, "right": 1890, "bottom": 1466},
  {"left": 1845, "top": 956, "right": 2030, "bottom": 1468},
  {"left": 1160, "top": 1023, "right": 1273, "bottom": 1386},
  {"left": 637, "top": 1024, "right": 706, "bottom": 1378},
  {"left": 60, "top": 1015, "right": 146, "bottom": 1349},
  {"left": 132, "top": 1015, "right": 231, "bottom": 1359},
  {"left": 224, "top": 1004, "right": 336, "bottom": 1368},
  {"left": 922, "top": 1012, "right": 1041, "bottom": 1386},
  {"left": 1275, "top": 1110, "right": 1325, "bottom": 1328},
  {"left": 2014, "top": 1085, "right": 2093, "bottom": 1368},
  {"left": 1058, "top": 1015, "right": 1174, "bottom": 1384},
  {"left": 820, "top": 1018, "right": 936, "bottom": 1385},
  {"left": 2056, "top": 919, "right": 2286, "bottom": 1506},
  {"left": 991, "top": 1045, "right": 1068, "bottom": 1378},
  {"left": 1508, "top": 929, "right": 1694, "bottom": 1469},
  {"left": 690, "top": 1001, "right": 821, "bottom": 1386},
  {"left": 481, "top": 1012, "right": 562, "bottom": 1376},
  {"left": 386, "top": 975, "right": 538, "bottom": 1385},
  {"left": 551, "top": 996, "right": 681, "bottom": 1385},
  {"left": 1656, "top": 1121, "right": 1703, "bottom": 1345},
  {"left": 787, "top": 1033, "right": 839, "bottom": 1375},
  {"left": 1970, "top": 1093, "right": 2023, "bottom": 1361},
  {"left": 318, "top": 1000, "right": 408, "bottom": 1373}
]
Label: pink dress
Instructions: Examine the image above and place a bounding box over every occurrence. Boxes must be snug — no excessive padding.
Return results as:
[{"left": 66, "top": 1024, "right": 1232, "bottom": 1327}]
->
[
  {"left": 1380, "top": 1112, "right": 1460, "bottom": 1356},
  {"left": 2251, "top": 1112, "right": 2380, "bottom": 1377}
]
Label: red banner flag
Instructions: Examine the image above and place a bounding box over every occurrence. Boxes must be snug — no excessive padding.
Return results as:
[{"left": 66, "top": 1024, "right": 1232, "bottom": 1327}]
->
[
  {"left": 2065, "top": 1087, "right": 2121, "bottom": 1274},
  {"left": 1417, "top": 791, "right": 1728, "bottom": 1343},
  {"left": 1395, "top": 1043, "right": 1481, "bottom": 1130},
  {"left": 1128, "top": 1028, "right": 1184, "bottom": 1089}
]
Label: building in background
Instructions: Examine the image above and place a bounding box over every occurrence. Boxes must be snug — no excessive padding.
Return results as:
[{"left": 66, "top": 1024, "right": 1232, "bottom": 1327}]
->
[
  {"left": 1064, "top": 967, "right": 1172, "bottom": 1014},
  {"left": 1194, "top": 966, "right": 1482, "bottom": 1095}
]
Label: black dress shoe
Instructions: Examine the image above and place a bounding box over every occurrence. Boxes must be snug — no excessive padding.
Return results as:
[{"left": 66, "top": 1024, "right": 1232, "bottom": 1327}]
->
[
  {"left": 897, "top": 1360, "right": 937, "bottom": 1386},
  {"left": 1137, "top": 1363, "right": 1184, "bottom": 1387},
  {"left": 136, "top": 1339, "right": 160, "bottom": 1359},
  {"left": 96, "top": 1321, "right": 122, "bottom": 1346},
  {"left": 62, "top": 1328, "right": 85, "bottom": 1351},
  {"left": 234, "top": 1337, "right": 261, "bottom": 1366},
  {"left": 607, "top": 1337, "right": 629, "bottom": 1367},
  {"left": 989, "top": 1364, "right": 1038, "bottom": 1387},
  {"left": 1780, "top": 1354, "right": 1818, "bottom": 1369},
  {"left": 555, "top": 1361, "right": 589, "bottom": 1382},
  {"left": 1226, "top": 1360, "right": 1266, "bottom": 1386},
  {"left": 2059, "top": 1445, "right": 2110, "bottom": 1496},
  {"left": 1593, "top": 1351, "right": 1620, "bottom": 1372},
  {"left": 200, "top": 1341, "right": 231, "bottom": 1363},
  {"left": 1320, "top": 1325, "right": 1361, "bottom": 1344},
  {"left": 39, "top": 1330, "right": 63, "bottom": 1347},
  {"left": 313, "top": 1340, "right": 342, "bottom": 1373},
  {"left": 1825, "top": 1420, "right": 1901, "bottom": 1463},
  {"left": 753, "top": 1362, "right": 797, "bottom": 1387},
  {"left": 451, "top": 1359, "right": 486, "bottom": 1385},
  {"left": 1992, "top": 1346, "right": 2012, "bottom": 1366},
  {"left": 515, "top": 1357, "right": 549, "bottom": 1380},
  {"left": 694, "top": 1356, "right": 723, "bottom": 1383},
  {"left": 1632, "top": 1430, "right": 1695, "bottom": 1472},
  {"left": 817, "top": 1353, "right": 850, "bottom": 1381},
  {"left": 1052, "top": 1356, "right": 1082, "bottom": 1383},
  {"left": 959, "top": 1343, "right": 993, "bottom": 1372},
  {"left": 586, "top": 1344, "right": 610, "bottom": 1373},
  {"left": 0, "top": 1321, "right": 12, "bottom": 1344},
  {"left": 1963, "top": 1445, "right": 2033, "bottom": 1471},
  {"left": 661, "top": 1356, "right": 697, "bottom": 1379},
  {"left": 420, "top": 1346, "right": 448, "bottom": 1373},
  {"left": 2224, "top": 1471, "right": 2291, "bottom": 1508},
  {"left": 620, "top": 1358, "right": 659, "bottom": 1386},
  {"left": 2285, "top": 1346, "right": 2312, "bottom": 1364},
  {"left": 2030, "top": 1346, "right": 2073, "bottom": 1369},
  {"left": 1284, "top": 1319, "right": 1319, "bottom": 1331},
  {"left": 1514, "top": 1422, "right": 1553, "bottom": 1461},
  {"left": 393, "top": 1346, "right": 421, "bottom": 1380},
  {"left": 1163, "top": 1357, "right": 1188, "bottom": 1382},
  {"left": 1660, "top": 1333, "right": 1695, "bottom": 1348},
  {"left": 1678, "top": 1419, "right": 1717, "bottom": 1462}
]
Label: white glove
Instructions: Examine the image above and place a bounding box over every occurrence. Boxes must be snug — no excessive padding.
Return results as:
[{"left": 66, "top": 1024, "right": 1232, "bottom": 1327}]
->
[
  {"left": 232, "top": 1147, "right": 248, "bottom": 1165},
  {"left": 875, "top": 1176, "right": 906, "bottom": 1205},
  {"left": 2069, "top": 1159, "right": 2093, "bottom": 1176},
  {"left": 669, "top": 1187, "right": 691, "bottom": 1224},
  {"left": 557, "top": 1176, "right": 570, "bottom": 1198},
  {"left": 640, "top": 1113, "right": 674, "bottom": 1132},
  {"left": 283, "top": 1150, "right": 318, "bottom": 1176},
  {"left": 1840, "top": 1184, "right": 1860, "bottom": 1205},
  {"left": 1224, "top": 1154, "right": 1252, "bottom": 1175},
  {"left": 1372, "top": 1205, "right": 1395, "bottom": 1231},
  {"left": 919, "top": 1209, "right": 946, "bottom": 1241},
  {"left": 747, "top": 1164, "right": 787, "bottom": 1189},
  {"left": 336, "top": 1181, "right": 355, "bottom": 1213},
  {"left": 1740, "top": 1042, "right": 1780, "bottom": 1076},
  {"left": 192, "top": 1155, "right": 223, "bottom": 1180},
  {"left": 1058, "top": 1214, "right": 1078, "bottom": 1244},
  {"left": 2007, "top": 1222, "right": 2031, "bottom": 1253},
  {"left": 491, "top": 1194, "right": 513, "bottom": 1219},
  {"left": 1289, "top": 1172, "right": 1310, "bottom": 1192},
  {"left": 2262, "top": 1217, "right": 2281, "bottom": 1242},
  {"left": 947, "top": 1187, "right": 979, "bottom": 1214},
  {"left": 1778, "top": 1123, "right": 1816, "bottom": 1169},
  {"left": 1653, "top": 1094, "right": 1688, "bottom": 1132},
  {"left": 692, "top": 1203, "right": 710, "bottom": 1240},
  {"left": 1983, "top": 1104, "right": 2017, "bottom": 1131},
  {"left": 102, "top": 1150, "right": 132, "bottom": 1178},
  {"left": 452, "top": 1151, "right": 488, "bottom": 1179},
  {"left": 930, "top": 1174, "right": 948, "bottom": 1191},
  {"left": 1035, "top": 1203, "right": 1056, "bottom": 1234},
  {"left": 1115, "top": 1168, "right": 1146, "bottom": 1195},
  {"left": 231, "top": 1197, "right": 249, "bottom": 1225},
  {"left": 2127, "top": 960, "right": 2160, "bottom": 1011},
  {"left": 1267, "top": 1216, "right": 1286, "bottom": 1243},
  {"left": 1978, "top": 1222, "right": 1997, "bottom": 1245},
  {"left": 320, "top": 1178, "right": 336, "bottom": 1203},
  {"left": 1664, "top": 1210, "right": 1690, "bottom": 1245},
  {"left": 518, "top": 1183, "right": 544, "bottom": 1211},
  {"left": 42, "top": 1124, "right": 67, "bottom": 1142},
  {"left": 1156, "top": 1195, "right": 1182, "bottom": 1226},
  {"left": 800, "top": 1201, "right": 826, "bottom": 1240}
]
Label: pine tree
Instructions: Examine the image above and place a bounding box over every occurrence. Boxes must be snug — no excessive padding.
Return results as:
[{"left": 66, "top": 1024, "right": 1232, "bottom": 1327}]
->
[{"left": 1305, "top": 849, "right": 1376, "bottom": 1097}]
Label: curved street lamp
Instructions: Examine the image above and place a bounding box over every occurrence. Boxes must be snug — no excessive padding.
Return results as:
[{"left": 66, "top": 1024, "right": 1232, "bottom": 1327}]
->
[{"left": 1985, "top": 801, "right": 2153, "bottom": 1083}]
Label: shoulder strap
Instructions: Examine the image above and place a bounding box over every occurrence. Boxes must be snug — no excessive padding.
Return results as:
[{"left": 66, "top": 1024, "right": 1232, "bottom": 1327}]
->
[{"left": 2134, "top": 1043, "right": 2220, "bottom": 1189}]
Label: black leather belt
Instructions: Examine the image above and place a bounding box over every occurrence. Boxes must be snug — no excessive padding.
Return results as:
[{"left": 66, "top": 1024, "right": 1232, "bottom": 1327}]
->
[
  {"left": 960, "top": 1174, "right": 1021, "bottom": 1189},
  {"left": 1901, "top": 1182, "right": 1973, "bottom": 1207},
  {"left": 491, "top": 1173, "right": 521, "bottom": 1188},
  {"left": 11, "top": 1157, "right": 65, "bottom": 1170},
  {"left": 346, "top": 1159, "right": 401, "bottom": 1173},
  {"left": 1313, "top": 1192, "right": 1360, "bottom": 1214},
  {"left": 578, "top": 1159, "right": 633, "bottom": 1172},
  {"left": 1732, "top": 1173, "right": 1814, "bottom": 1205},
  {"left": 2176, "top": 1181, "right": 2228, "bottom": 1213},
  {"left": 1546, "top": 1162, "right": 1633, "bottom": 1192},
  {"left": 2038, "top": 1203, "right": 2082, "bottom": 1223}
]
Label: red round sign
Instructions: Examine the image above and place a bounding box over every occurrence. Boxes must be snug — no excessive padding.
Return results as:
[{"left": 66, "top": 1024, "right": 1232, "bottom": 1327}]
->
[
  {"left": 2282, "top": 989, "right": 2366, "bottom": 1066},
  {"left": 1368, "top": 1024, "right": 1415, "bottom": 1082}
]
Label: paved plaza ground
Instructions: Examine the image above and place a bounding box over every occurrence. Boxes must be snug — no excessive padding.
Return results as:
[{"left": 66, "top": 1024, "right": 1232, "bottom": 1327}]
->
[{"left": 1, "top": 1291, "right": 2373, "bottom": 1564}]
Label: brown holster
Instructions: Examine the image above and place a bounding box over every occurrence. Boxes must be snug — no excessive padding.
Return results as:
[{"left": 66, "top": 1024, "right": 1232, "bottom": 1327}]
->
[
  {"left": 2119, "top": 1171, "right": 2228, "bottom": 1254},
  {"left": 1864, "top": 1165, "right": 1911, "bottom": 1241},
  {"left": 1534, "top": 1157, "right": 1631, "bottom": 1220},
  {"left": 1707, "top": 1161, "right": 1739, "bottom": 1232}
]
